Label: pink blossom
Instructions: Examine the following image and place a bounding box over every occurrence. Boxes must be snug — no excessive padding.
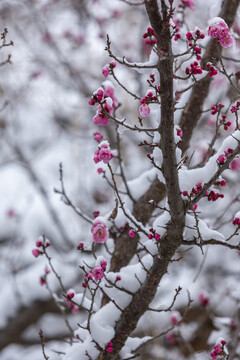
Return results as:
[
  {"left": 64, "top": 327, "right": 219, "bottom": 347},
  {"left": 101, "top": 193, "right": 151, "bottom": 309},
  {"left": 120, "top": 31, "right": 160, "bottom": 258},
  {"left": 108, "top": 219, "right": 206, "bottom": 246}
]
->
[
  {"left": 208, "top": 24, "right": 221, "bottom": 38},
  {"left": 218, "top": 27, "right": 230, "bottom": 40},
  {"left": 177, "top": 129, "right": 183, "bottom": 137},
  {"left": 170, "top": 311, "right": 181, "bottom": 325},
  {"left": 166, "top": 332, "right": 176, "bottom": 344},
  {"left": 155, "top": 233, "right": 160, "bottom": 240},
  {"left": 40, "top": 277, "right": 46, "bottom": 286},
  {"left": 207, "top": 21, "right": 234, "bottom": 48},
  {"left": 139, "top": 103, "right": 150, "bottom": 117},
  {"left": 94, "top": 211, "right": 99, "bottom": 218},
  {"left": 6, "top": 208, "right": 16, "bottom": 218},
  {"left": 94, "top": 131, "right": 103, "bottom": 142},
  {"left": 181, "top": 0, "right": 195, "bottom": 10},
  {"left": 100, "top": 260, "right": 107, "bottom": 269},
  {"left": 116, "top": 275, "right": 121, "bottom": 281},
  {"left": 92, "top": 99, "right": 113, "bottom": 126},
  {"left": 210, "top": 351, "right": 217, "bottom": 359},
  {"left": 214, "top": 344, "right": 222, "bottom": 354},
  {"left": 104, "top": 86, "right": 118, "bottom": 108},
  {"left": 219, "top": 32, "right": 234, "bottom": 48},
  {"left": 102, "top": 67, "right": 109, "bottom": 78},
  {"left": 66, "top": 292, "right": 74, "bottom": 299},
  {"left": 129, "top": 230, "right": 136, "bottom": 238},
  {"left": 94, "top": 143, "right": 113, "bottom": 164},
  {"left": 231, "top": 105, "right": 238, "bottom": 112},
  {"left": 91, "top": 221, "right": 109, "bottom": 243},
  {"left": 36, "top": 239, "right": 43, "bottom": 247},
  {"left": 88, "top": 98, "right": 96, "bottom": 106},
  {"left": 217, "top": 155, "right": 226, "bottom": 164},
  {"left": 230, "top": 158, "right": 240, "bottom": 171},
  {"left": 72, "top": 306, "right": 79, "bottom": 313},
  {"left": 78, "top": 242, "right": 83, "bottom": 249},
  {"left": 232, "top": 217, "right": 240, "bottom": 226},
  {"left": 106, "top": 347, "right": 113, "bottom": 353},
  {"left": 92, "top": 111, "right": 110, "bottom": 126},
  {"left": 32, "top": 249, "right": 40, "bottom": 258},
  {"left": 87, "top": 273, "right": 93, "bottom": 280},
  {"left": 93, "top": 266, "right": 104, "bottom": 280},
  {"left": 97, "top": 167, "right": 103, "bottom": 174},
  {"left": 198, "top": 291, "right": 210, "bottom": 306}
]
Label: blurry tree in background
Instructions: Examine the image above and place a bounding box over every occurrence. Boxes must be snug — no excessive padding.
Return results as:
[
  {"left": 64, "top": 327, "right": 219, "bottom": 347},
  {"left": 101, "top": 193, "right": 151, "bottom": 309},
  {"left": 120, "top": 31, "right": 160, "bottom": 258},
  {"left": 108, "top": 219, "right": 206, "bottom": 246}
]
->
[{"left": 0, "top": 0, "right": 240, "bottom": 359}]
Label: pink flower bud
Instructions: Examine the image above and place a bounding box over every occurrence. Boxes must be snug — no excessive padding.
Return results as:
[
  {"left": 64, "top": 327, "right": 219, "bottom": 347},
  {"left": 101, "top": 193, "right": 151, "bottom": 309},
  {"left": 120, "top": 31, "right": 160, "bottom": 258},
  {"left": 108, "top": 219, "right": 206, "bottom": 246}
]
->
[{"left": 129, "top": 230, "right": 136, "bottom": 238}]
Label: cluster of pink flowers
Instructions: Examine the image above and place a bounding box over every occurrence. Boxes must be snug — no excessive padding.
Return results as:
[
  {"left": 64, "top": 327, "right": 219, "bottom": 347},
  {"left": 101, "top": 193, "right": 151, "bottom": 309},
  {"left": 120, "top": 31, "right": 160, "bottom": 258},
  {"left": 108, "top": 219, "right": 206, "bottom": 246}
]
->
[
  {"left": 206, "top": 190, "right": 224, "bottom": 202},
  {"left": 182, "top": 182, "right": 203, "bottom": 198},
  {"left": 174, "top": 33, "right": 181, "bottom": 41},
  {"left": 214, "top": 179, "right": 226, "bottom": 187},
  {"left": 193, "top": 46, "right": 202, "bottom": 60},
  {"left": 148, "top": 227, "right": 161, "bottom": 241},
  {"left": 94, "top": 131, "right": 103, "bottom": 142},
  {"left": 39, "top": 268, "right": 50, "bottom": 286},
  {"left": 211, "top": 103, "right": 224, "bottom": 115},
  {"left": 102, "top": 61, "right": 116, "bottom": 78},
  {"left": 219, "top": 114, "right": 231, "bottom": 131},
  {"left": 106, "top": 341, "right": 113, "bottom": 353},
  {"left": 139, "top": 91, "right": 158, "bottom": 118},
  {"left": 143, "top": 27, "right": 157, "bottom": 46},
  {"left": 89, "top": 84, "right": 118, "bottom": 126},
  {"left": 231, "top": 100, "right": 240, "bottom": 113},
  {"left": 210, "top": 340, "right": 227, "bottom": 359},
  {"left": 232, "top": 217, "right": 240, "bottom": 226},
  {"left": 217, "top": 148, "right": 233, "bottom": 165},
  {"left": 65, "top": 291, "right": 79, "bottom": 313},
  {"left": 91, "top": 221, "right": 109, "bottom": 243},
  {"left": 185, "top": 61, "right": 202, "bottom": 75},
  {"left": 206, "top": 63, "right": 218, "bottom": 77},
  {"left": 198, "top": 291, "right": 210, "bottom": 306},
  {"left": 92, "top": 97, "right": 113, "bottom": 126},
  {"left": 186, "top": 29, "right": 205, "bottom": 47},
  {"left": 94, "top": 142, "right": 113, "bottom": 164},
  {"left": 32, "top": 237, "right": 51, "bottom": 258},
  {"left": 179, "top": 0, "right": 195, "bottom": 10},
  {"left": 208, "top": 19, "right": 234, "bottom": 48}
]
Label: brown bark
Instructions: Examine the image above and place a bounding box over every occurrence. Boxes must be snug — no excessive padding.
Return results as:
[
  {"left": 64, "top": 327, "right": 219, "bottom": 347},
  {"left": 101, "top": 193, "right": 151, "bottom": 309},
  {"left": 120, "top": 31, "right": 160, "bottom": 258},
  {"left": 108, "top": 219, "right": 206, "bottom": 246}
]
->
[{"left": 98, "top": 1, "right": 185, "bottom": 358}]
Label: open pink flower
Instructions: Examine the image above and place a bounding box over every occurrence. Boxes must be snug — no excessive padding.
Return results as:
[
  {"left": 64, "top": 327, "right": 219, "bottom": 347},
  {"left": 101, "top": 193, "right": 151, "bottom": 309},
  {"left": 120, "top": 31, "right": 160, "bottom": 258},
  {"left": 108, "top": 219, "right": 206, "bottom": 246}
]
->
[
  {"left": 91, "top": 221, "right": 109, "bottom": 243},
  {"left": 208, "top": 20, "right": 234, "bottom": 48},
  {"left": 219, "top": 32, "right": 234, "bottom": 48},
  {"left": 93, "top": 266, "right": 104, "bottom": 280},
  {"left": 139, "top": 103, "right": 150, "bottom": 117}
]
